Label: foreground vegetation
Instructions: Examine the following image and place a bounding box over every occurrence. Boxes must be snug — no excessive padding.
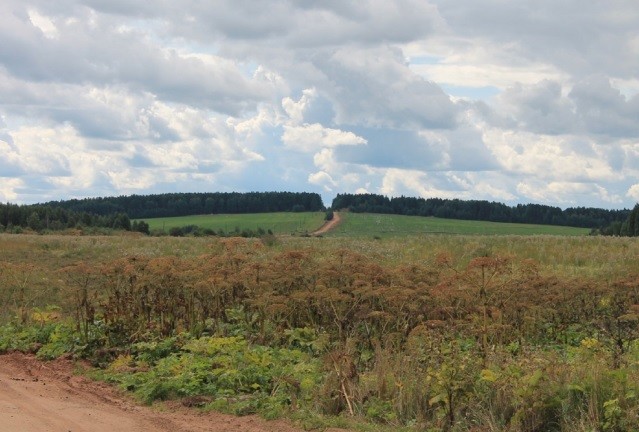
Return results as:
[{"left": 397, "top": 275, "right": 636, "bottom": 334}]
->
[{"left": 2, "top": 233, "right": 639, "bottom": 431}]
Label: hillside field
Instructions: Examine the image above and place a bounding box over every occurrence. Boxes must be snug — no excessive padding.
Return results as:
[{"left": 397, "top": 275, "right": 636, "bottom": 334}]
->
[
  {"left": 139, "top": 211, "right": 326, "bottom": 235},
  {"left": 330, "top": 212, "right": 591, "bottom": 236},
  {"left": 139, "top": 211, "right": 591, "bottom": 237}
]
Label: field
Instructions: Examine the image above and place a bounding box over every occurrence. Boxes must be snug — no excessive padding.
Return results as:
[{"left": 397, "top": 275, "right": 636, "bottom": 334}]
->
[
  {"left": 2, "top": 232, "right": 639, "bottom": 431},
  {"left": 138, "top": 211, "right": 591, "bottom": 237},
  {"left": 328, "top": 212, "right": 590, "bottom": 237},
  {"left": 138, "top": 212, "right": 326, "bottom": 235}
]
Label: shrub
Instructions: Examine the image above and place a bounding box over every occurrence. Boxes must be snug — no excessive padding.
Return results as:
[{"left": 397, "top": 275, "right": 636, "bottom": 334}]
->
[
  {"left": 102, "top": 335, "right": 323, "bottom": 415},
  {"left": 169, "top": 226, "right": 184, "bottom": 237}
]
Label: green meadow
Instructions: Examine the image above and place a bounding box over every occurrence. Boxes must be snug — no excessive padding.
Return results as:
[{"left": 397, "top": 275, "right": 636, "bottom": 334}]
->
[
  {"left": 138, "top": 211, "right": 590, "bottom": 238},
  {"left": 326, "top": 212, "right": 590, "bottom": 237},
  {"left": 138, "top": 212, "right": 326, "bottom": 235}
]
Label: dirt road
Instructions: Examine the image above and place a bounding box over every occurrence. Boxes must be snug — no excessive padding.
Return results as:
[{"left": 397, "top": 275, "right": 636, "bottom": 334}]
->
[
  {"left": 0, "top": 352, "right": 303, "bottom": 432},
  {"left": 312, "top": 212, "right": 341, "bottom": 236}
]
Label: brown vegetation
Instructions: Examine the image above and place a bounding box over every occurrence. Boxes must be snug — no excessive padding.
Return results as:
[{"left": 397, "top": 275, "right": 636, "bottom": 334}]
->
[{"left": 3, "top": 233, "right": 639, "bottom": 430}]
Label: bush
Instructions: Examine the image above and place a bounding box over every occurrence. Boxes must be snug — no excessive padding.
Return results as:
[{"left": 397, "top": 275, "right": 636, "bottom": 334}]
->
[
  {"left": 0, "top": 321, "right": 85, "bottom": 359},
  {"left": 132, "top": 220, "right": 150, "bottom": 235},
  {"left": 169, "top": 227, "right": 184, "bottom": 237},
  {"left": 106, "top": 336, "right": 323, "bottom": 411}
]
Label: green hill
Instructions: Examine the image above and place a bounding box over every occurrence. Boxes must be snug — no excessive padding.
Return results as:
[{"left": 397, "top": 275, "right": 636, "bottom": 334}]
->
[
  {"left": 140, "top": 212, "right": 326, "bottom": 235},
  {"left": 139, "top": 211, "right": 590, "bottom": 237},
  {"left": 325, "top": 212, "right": 590, "bottom": 237}
]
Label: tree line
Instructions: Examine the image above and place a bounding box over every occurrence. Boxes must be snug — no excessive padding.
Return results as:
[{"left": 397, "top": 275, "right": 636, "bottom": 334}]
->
[
  {"left": 2, "top": 190, "right": 633, "bottom": 234},
  {"left": 0, "top": 202, "right": 133, "bottom": 233},
  {"left": 42, "top": 191, "right": 324, "bottom": 218},
  {"left": 598, "top": 203, "right": 639, "bottom": 236},
  {"left": 0, "top": 191, "right": 324, "bottom": 233},
  {"left": 331, "top": 193, "right": 629, "bottom": 229}
]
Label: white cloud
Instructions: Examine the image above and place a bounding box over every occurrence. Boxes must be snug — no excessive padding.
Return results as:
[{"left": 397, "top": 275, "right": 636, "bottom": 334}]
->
[
  {"left": 308, "top": 171, "right": 337, "bottom": 191},
  {"left": 27, "top": 9, "right": 59, "bottom": 39},
  {"left": 627, "top": 185, "right": 639, "bottom": 202},
  {"left": 9, "top": 124, "right": 79, "bottom": 176},
  {"left": 0, "top": 178, "right": 24, "bottom": 202},
  {"left": 517, "top": 181, "right": 623, "bottom": 206},
  {"left": 483, "top": 128, "right": 617, "bottom": 183},
  {"left": 282, "top": 88, "right": 317, "bottom": 125},
  {"left": 282, "top": 123, "right": 366, "bottom": 152},
  {"left": 410, "top": 53, "right": 567, "bottom": 91}
]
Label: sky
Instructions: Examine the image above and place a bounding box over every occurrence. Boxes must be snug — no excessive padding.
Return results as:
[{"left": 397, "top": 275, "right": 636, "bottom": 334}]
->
[{"left": 1, "top": 1, "right": 638, "bottom": 209}]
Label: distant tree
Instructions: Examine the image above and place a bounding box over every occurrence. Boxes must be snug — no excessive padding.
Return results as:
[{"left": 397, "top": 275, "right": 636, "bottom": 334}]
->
[
  {"left": 131, "top": 220, "right": 150, "bottom": 235},
  {"left": 332, "top": 193, "right": 629, "bottom": 229},
  {"left": 169, "top": 227, "right": 184, "bottom": 237},
  {"left": 27, "top": 212, "right": 42, "bottom": 231},
  {"left": 111, "top": 213, "right": 131, "bottom": 231},
  {"left": 325, "top": 209, "right": 334, "bottom": 221},
  {"left": 39, "top": 192, "right": 325, "bottom": 218}
]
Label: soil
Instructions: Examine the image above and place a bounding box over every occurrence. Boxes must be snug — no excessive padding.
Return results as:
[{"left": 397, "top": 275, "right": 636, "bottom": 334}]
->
[
  {"left": 0, "top": 352, "right": 305, "bottom": 432},
  {"left": 312, "top": 212, "right": 341, "bottom": 236}
]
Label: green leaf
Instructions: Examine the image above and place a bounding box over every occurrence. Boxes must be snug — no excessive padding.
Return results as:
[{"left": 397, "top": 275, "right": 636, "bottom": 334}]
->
[
  {"left": 480, "top": 369, "right": 499, "bottom": 382},
  {"left": 526, "top": 370, "right": 543, "bottom": 387},
  {"left": 568, "top": 384, "right": 585, "bottom": 393}
]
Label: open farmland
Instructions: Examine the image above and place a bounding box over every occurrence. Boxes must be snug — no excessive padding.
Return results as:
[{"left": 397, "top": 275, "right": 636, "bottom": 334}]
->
[
  {"left": 138, "top": 211, "right": 591, "bottom": 238},
  {"left": 2, "top": 232, "right": 639, "bottom": 431},
  {"left": 138, "top": 211, "right": 326, "bottom": 235},
  {"left": 327, "top": 212, "right": 591, "bottom": 237}
]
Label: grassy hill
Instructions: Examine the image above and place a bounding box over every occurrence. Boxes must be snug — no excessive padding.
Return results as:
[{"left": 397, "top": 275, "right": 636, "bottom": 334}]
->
[
  {"left": 139, "top": 212, "right": 326, "bottom": 235},
  {"left": 326, "top": 212, "right": 590, "bottom": 237},
  {"left": 139, "top": 211, "right": 591, "bottom": 237}
]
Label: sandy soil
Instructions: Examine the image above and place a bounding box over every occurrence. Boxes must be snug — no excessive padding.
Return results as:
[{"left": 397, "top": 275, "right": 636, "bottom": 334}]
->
[
  {"left": 312, "top": 212, "right": 341, "bottom": 236},
  {"left": 0, "top": 352, "right": 305, "bottom": 432}
]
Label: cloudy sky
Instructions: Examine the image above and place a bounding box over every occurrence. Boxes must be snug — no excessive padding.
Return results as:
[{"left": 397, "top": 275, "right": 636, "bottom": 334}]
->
[{"left": 1, "top": 1, "right": 638, "bottom": 209}]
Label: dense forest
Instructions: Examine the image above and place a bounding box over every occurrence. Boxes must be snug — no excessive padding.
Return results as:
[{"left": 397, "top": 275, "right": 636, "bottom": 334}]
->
[
  {"left": 43, "top": 191, "right": 325, "bottom": 219},
  {"left": 0, "top": 202, "right": 132, "bottom": 233},
  {"left": 600, "top": 203, "right": 639, "bottom": 236},
  {"left": 331, "top": 193, "right": 629, "bottom": 229}
]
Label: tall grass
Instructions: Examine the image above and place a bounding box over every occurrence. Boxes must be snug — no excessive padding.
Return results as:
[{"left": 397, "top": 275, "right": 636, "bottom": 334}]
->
[{"left": 3, "top": 233, "right": 639, "bottom": 430}]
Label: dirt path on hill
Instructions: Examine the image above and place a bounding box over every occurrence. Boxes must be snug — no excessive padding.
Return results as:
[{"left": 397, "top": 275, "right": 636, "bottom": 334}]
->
[
  {"left": 312, "top": 211, "right": 341, "bottom": 236},
  {"left": 0, "top": 352, "right": 305, "bottom": 432}
]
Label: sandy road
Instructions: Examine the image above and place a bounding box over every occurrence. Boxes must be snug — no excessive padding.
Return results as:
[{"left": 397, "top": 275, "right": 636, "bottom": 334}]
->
[
  {"left": 312, "top": 211, "right": 341, "bottom": 236},
  {"left": 0, "top": 352, "right": 303, "bottom": 432}
]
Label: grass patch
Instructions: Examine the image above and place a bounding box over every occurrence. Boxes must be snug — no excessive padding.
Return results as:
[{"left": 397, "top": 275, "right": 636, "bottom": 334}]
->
[
  {"left": 327, "top": 212, "right": 590, "bottom": 237},
  {"left": 137, "top": 212, "right": 326, "bottom": 236}
]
